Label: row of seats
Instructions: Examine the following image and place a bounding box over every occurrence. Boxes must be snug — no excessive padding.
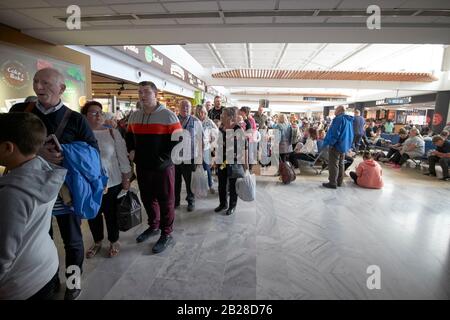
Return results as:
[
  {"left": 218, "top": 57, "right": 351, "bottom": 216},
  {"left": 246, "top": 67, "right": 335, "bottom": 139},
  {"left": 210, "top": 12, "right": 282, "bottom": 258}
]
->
[{"left": 378, "top": 133, "right": 435, "bottom": 166}]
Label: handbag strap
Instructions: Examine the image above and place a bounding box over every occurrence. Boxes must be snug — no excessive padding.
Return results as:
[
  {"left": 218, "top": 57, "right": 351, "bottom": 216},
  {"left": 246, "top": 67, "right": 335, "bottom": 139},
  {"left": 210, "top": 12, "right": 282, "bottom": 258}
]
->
[
  {"left": 25, "top": 102, "right": 35, "bottom": 112},
  {"left": 109, "top": 128, "right": 115, "bottom": 141},
  {"left": 54, "top": 109, "right": 72, "bottom": 140}
]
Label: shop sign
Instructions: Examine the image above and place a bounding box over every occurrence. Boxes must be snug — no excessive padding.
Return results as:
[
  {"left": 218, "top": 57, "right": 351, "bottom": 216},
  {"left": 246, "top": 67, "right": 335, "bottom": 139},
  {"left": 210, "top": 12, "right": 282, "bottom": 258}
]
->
[
  {"left": 116, "top": 45, "right": 205, "bottom": 91},
  {"left": 375, "top": 97, "right": 412, "bottom": 106},
  {"left": 385, "top": 97, "right": 411, "bottom": 105},
  {"left": 1, "top": 60, "right": 29, "bottom": 89},
  {"left": 144, "top": 46, "right": 164, "bottom": 67},
  {"left": 123, "top": 45, "right": 140, "bottom": 55}
]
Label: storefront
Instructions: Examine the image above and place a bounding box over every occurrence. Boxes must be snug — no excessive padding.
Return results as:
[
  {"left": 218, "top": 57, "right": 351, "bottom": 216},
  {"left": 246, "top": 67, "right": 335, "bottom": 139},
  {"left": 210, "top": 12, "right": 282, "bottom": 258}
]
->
[
  {"left": 0, "top": 25, "right": 91, "bottom": 112},
  {"left": 70, "top": 44, "right": 210, "bottom": 116},
  {"left": 354, "top": 93, "right": 437, "bottom": 129}
]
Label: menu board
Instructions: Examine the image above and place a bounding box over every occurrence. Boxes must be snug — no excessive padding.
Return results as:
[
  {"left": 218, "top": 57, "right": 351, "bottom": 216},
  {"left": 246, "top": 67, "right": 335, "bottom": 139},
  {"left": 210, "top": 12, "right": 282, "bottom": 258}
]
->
[
  {"left": 0, "top": 44, "right": 87, "bottom": 112},
  {"left": 406, "top": 115, "right": 426, "bottom": 125}
]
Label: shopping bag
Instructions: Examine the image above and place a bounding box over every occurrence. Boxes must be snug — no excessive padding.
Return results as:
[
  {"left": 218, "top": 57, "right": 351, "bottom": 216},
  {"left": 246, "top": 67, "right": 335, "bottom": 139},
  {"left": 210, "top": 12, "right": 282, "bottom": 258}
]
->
[
  {"left": 117, "top": 190, "right": 142, "bottom": 232},
  {"left": 191, "top": 166, "right": 209, "bottom": 198},
  {"left": 236, "top": 170, "right": 256, "bottom": 202}
]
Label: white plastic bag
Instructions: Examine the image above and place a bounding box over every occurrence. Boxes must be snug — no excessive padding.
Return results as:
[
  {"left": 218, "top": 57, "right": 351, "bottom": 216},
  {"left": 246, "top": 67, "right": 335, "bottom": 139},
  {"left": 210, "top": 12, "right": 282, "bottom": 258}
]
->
[
  {"left": 191, "top": 166, "right": 209, "bottom": 198},
  {"left": 236, "top": 170, "right": 256, "bottom": 202}
]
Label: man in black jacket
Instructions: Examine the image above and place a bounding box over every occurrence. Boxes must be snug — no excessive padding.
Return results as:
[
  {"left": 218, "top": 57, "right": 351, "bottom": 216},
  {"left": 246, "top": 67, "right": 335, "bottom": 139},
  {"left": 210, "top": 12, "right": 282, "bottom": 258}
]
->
[
  {"left": 207, "top": 95, "right": 224, "bottom": 122},
  {"left": 424, "top": 135, "right": 449, "bottom": 181},
  {"left": 10, "top": 68, "right": 98, "bottom": 300}
]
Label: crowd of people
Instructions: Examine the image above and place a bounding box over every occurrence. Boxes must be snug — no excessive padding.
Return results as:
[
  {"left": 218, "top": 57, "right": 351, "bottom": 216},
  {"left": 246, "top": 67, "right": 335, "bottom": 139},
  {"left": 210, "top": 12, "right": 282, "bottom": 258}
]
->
[{"left": 1, "top": 67, "right": 449, "bottom": 301}]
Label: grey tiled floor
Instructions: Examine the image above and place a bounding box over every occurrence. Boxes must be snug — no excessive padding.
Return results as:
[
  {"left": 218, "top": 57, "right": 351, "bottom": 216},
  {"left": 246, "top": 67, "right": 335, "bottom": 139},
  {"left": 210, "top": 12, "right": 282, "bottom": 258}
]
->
[{"left": 52, "top": 161, "right": 450, "bottom": 299}]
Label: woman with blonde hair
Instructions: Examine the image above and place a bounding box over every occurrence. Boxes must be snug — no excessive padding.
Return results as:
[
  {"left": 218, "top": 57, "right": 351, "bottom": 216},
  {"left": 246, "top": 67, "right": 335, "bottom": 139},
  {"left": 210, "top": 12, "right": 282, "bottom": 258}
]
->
[
  {"left": 195, "top": 104, "right": 219, "bottom": 193},
  {"left": 273, "top": 113, "right": 293, "bottom": 162}
]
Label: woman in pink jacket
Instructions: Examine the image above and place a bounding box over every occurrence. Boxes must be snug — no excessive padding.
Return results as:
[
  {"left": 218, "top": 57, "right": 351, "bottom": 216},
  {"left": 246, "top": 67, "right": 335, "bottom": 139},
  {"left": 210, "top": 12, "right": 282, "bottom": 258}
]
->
[{"left": 349, "top": 151, "right": 384, "bottom": 189}]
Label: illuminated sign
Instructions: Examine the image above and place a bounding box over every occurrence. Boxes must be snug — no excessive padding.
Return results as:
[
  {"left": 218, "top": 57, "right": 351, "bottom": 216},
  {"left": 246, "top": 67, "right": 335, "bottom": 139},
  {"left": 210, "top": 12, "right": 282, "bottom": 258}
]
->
[
  {"left": 385, "top": 97, "right": 411, "bottom": 105},
  {"left": 116, "top": 45, "right": 206, "bottom": 91},
  {"left": 376, "top": 97, "right": 412, "bottom": 106}
]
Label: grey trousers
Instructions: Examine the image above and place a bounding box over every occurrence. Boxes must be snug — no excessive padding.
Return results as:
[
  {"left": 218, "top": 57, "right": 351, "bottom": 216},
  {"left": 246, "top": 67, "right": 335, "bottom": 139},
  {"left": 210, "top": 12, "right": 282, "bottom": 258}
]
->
[{"left": 328, "top": 146, "right": 345, "bottom": 186}]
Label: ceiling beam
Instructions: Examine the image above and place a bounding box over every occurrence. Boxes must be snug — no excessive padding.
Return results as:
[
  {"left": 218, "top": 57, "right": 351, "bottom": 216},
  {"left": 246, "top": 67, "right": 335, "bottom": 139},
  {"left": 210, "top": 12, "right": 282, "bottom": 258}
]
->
[
  {"left": 273, "top": 43, "right": 289, "bottom": 69},
  {"left": 208, "top": 43, "right": 226, "bottom": 68},
  {"left": 329, "top": 44, "right": 371, "bottom": 70},
  {"left": 298, "top": 44, "right": 328, "bottom": 70},
  {"left": 246, "top": 43, "right": 252, "bottom": 68}
]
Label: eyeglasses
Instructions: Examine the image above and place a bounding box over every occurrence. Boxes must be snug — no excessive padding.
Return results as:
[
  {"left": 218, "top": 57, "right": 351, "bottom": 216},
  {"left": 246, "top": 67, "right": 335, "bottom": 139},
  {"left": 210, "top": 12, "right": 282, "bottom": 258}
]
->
[{"left": 88, "top": 111, "right": 104, "bottom": 116}]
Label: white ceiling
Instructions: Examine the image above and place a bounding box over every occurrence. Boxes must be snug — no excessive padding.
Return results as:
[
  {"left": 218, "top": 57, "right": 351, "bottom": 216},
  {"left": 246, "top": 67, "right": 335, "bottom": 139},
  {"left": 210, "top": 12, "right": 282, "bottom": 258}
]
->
[
  {"left": 183, "top": 43, "right": 445, "bottom": 72},
  {"left": 0, "top": 0, "right": 449, "bottom": 44},
  {"left": 179, "top": 42, "right": 446, "bottom": 110},
  {"left": 2, "top": 0, "right": 449, "bottom": 112}
]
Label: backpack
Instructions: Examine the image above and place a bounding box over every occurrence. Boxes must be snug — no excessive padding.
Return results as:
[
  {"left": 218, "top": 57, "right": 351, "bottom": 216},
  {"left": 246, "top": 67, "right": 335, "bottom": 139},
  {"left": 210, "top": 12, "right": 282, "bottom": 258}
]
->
[{"left": 279, "top": 160, "right": 296, "bottom": 184}]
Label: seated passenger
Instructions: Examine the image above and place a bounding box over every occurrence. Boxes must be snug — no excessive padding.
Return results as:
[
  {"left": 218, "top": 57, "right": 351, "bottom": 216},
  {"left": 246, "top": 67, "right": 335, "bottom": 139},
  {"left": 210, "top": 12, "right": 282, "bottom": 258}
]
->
[
  {"left": 423, "top": 135, "right": 449, "bottom": 181},
  {"left": 317, "top": 129, "right": 325, "bottom": 141},
  {"left": 349, "top": 151, "right": 383, "bottom": 189},
  {"left": 369, "top": 128, "right": 383, "bottom": 145},
  {"left": 344, "top": 150, "right": 355, "bottom": 172},
  {"left": 389, "top": 127, "right": 424, "bottom": 168},
  {"left": 290, "top": 128, "right": 318, "bottom": 163},
  {"left": 381, "top": 128, "right": 409, "bottom": 162}
]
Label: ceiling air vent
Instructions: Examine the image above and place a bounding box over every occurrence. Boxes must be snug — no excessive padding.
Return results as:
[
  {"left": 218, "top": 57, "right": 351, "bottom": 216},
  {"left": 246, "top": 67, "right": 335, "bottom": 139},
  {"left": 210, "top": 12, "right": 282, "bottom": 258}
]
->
[{"left": 58, "top": 14, "right": 135, "bottom": 23}]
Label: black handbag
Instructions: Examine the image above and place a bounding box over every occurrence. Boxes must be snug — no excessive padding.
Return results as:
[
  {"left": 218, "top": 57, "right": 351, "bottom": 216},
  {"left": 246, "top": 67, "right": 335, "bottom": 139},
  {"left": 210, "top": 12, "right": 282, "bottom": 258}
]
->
[
  {"left": 117, "top": 191, "right": 142, "bottom": 232},
  {"left": 228, "top": 164, "right": 245, "bottom": 179}
]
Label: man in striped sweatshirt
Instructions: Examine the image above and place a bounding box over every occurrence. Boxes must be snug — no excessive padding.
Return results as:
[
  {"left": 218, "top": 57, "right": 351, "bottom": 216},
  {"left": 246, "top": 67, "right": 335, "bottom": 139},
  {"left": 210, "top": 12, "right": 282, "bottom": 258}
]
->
[{"left": 126, "top": 81, "right": 182, "bottom": 254}]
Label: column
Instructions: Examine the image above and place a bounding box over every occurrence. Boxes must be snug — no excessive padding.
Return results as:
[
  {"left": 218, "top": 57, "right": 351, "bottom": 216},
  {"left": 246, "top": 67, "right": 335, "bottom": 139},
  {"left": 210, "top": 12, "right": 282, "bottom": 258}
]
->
[
  {"left": 431, "top": 91, "right": 450, "bottom": 133},
  {"left": 323, "top": 106, "right": 333, "bottom": 117}
]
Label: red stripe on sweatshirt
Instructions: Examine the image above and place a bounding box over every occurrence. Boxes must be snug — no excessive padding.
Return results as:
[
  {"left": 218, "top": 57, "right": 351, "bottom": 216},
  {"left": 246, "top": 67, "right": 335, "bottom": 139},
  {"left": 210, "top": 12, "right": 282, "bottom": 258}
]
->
[{"left": 129, "top": 122, "right": 182, "bottom": 135}]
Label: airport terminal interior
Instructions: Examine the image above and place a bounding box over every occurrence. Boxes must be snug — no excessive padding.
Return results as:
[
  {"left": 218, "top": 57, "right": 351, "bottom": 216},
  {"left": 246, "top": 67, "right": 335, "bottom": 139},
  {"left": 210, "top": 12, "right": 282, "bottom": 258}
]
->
[{"left": 0, "top": 0, "right": 449, "bottom": 300}]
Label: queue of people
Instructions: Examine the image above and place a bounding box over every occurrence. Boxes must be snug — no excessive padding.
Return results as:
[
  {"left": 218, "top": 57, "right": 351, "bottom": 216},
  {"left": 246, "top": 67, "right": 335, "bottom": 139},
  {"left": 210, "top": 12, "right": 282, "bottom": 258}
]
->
[{"left": 1, "top": 68, "right": 449, "bottom": 302}]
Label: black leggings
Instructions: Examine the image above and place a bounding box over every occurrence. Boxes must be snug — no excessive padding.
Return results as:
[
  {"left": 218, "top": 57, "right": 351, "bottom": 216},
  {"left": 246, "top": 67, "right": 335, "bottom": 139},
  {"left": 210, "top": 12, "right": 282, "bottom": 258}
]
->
[
  {"left": 88, "top": 184, "right": 122, "bottom": 243},
  {"left": 391, "top": 152, "right": 410, "bottom": 165},
  {"left": 349, "top": 171, "right": 358, "bottom": 184}
]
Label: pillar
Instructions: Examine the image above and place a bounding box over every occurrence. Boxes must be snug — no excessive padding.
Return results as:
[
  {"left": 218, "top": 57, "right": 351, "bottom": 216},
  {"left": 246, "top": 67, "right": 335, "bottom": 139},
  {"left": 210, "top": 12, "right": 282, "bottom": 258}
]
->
[
  {"left": 323, "top": 106, "right": 333, "bottom": 117},
  {"left": 431, "top": 91, "right": 450, "bottom": 133}
]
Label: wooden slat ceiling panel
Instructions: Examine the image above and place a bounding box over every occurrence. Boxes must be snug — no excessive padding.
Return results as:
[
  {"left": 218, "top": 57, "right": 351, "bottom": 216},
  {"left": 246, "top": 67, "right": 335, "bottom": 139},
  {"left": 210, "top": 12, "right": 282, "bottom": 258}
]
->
[{"left": 212, "top": 69, "right": 437, "bottom": 82}]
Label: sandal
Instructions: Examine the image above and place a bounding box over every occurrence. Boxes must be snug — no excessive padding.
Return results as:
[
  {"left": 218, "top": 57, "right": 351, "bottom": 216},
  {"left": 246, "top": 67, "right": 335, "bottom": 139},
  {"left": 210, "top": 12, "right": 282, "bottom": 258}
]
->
[
  {"left": 109, "top": 242, "right": 120, "bottom": 258},
  {"left": 86, "top": 242, "right": 102, "bottom": 259}
]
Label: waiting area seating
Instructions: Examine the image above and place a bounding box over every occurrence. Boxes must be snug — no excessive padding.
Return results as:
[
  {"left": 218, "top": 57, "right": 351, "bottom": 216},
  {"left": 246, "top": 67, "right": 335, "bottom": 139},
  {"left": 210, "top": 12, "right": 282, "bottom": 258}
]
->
[{"left": 294, "top": 140, "right": 327, "bottom": 175}]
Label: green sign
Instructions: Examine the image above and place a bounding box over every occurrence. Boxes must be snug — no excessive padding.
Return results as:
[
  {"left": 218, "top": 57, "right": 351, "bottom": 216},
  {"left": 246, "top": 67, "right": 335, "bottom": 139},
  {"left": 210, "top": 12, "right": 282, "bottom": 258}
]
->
[{"left": 145, "top": 46, "right": 153, "bottom": 63}]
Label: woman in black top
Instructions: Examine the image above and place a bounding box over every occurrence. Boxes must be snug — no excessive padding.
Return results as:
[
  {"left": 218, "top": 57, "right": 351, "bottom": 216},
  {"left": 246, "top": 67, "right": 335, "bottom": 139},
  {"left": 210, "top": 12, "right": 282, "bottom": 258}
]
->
[
  {"left": 385, "top": 128, "right": 409, "bottom": 160},
  {"left": 214, "top": 107, "right": 248, "bottom": 216}
]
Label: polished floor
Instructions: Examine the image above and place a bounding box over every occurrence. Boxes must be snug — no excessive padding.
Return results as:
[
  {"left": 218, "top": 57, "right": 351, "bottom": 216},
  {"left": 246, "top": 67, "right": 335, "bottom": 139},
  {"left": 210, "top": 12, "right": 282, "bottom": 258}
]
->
[{"left": 52, "top": 159, "right": 450, "bottom": 300}]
